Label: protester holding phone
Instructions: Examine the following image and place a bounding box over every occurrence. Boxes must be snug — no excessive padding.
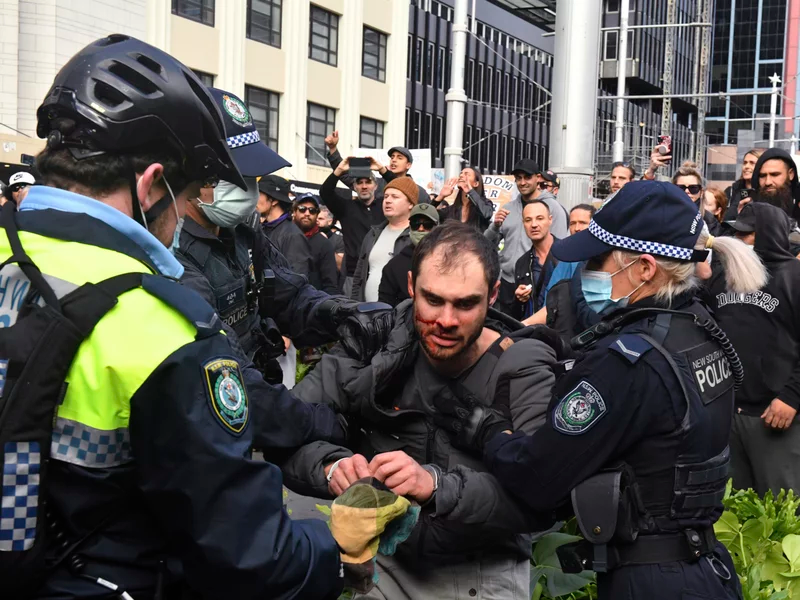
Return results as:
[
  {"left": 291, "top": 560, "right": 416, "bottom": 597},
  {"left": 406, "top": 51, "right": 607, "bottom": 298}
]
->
[{"left": 642, "top": 136, "right": 672, "bottom": 181}]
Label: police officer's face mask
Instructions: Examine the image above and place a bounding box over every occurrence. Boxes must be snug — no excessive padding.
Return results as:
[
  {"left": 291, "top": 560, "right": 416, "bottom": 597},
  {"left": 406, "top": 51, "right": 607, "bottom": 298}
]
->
[
  {"left": 198, "top": 177, "right": 260, "bottom": 228},
  {"left": 581, "top": 258, "right": 646, "bottom": 315}
]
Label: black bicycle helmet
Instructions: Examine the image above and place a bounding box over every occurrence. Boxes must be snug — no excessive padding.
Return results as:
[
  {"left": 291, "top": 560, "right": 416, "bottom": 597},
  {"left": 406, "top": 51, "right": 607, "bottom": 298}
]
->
[{"left": 36, "top": 34, "right": 245, "bottom": 191}]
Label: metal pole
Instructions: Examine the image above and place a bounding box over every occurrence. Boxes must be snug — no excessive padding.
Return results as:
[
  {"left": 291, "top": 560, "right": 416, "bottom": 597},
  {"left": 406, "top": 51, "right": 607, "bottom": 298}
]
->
[
  {"left": 612, "top": 0, "right": 630, "bottom": 162},
  {"left": 791, "top": 136, "right": 798, "bottom": 155},
  {"left": 601, "top": 89, "right": 775, "bottom": 100},
  {"left": 769, "top": 73, "right": 781, "bottom": 148},
  {"left": 661, "top": 0, "right": 676, "bottom": 136},
  {"left": 695, "top": 0, "right": 711, "bottom": 166},
  {"left": 600, "top": 22, "right": 712, "bottom": 30},
  {"left": 444, "top": 0, "right": 468, "bottom": 179},
  {"left": 689, "top": 0, "right": 701, "bottom": 162},
  {"left": 549, "top": 0, "right": 602, "bottom": 207},
  {"left": 471, "top": 0, "right": 477, "bottom": 33}
]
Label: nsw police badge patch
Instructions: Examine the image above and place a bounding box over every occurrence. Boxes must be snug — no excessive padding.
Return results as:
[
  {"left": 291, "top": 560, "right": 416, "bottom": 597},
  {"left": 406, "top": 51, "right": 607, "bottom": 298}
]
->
[
  {"left": 553, "top": 380, "right": 607, "bottom": 435},
  {"left": 203, "top": 358, "right": 249, "bottom": 435}
]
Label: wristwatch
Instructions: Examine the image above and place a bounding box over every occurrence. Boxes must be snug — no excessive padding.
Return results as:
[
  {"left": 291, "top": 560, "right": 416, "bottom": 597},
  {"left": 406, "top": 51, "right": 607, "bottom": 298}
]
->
[{"left": 421, "top": 464, "right": 441, "bottom": 507}]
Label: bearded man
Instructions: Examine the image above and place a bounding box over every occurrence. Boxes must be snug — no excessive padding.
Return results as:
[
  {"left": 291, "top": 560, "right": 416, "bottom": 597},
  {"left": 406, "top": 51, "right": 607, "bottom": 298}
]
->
[{"left": 281, "top": 221, "right": 558, "bottom": 599}]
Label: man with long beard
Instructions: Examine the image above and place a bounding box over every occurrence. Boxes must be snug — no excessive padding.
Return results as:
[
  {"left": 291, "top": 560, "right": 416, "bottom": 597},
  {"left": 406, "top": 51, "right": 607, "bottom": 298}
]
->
[
  {"left": 282, "top": 221, "right": 558, "bottom": 599},
  {"left": 751, "top": 148, "right": 800, "bottom": 254}
]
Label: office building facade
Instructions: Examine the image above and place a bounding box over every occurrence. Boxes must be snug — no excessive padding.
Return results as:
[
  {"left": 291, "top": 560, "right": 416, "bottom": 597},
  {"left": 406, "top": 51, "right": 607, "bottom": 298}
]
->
[{"left": 0, "top": 0, "right": 409, "bottom": 184}]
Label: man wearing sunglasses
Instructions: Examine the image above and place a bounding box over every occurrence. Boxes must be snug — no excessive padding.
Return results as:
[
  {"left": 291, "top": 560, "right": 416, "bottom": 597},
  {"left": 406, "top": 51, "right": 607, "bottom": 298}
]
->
[
  {"left": 259, "top": 174, "right": 313, "bottom": 277},
  {"left": 293, "top": 193, "right": 340, "bottom": 294},
  {"left": 378, "top": 203, "right": 440, "bottom": 306}
]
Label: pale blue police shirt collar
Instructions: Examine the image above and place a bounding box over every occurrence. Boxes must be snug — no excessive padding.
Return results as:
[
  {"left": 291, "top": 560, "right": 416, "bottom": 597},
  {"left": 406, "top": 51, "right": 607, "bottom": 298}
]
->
[{"left": 18, "top": 185, "right": 184, "bottom": 278}]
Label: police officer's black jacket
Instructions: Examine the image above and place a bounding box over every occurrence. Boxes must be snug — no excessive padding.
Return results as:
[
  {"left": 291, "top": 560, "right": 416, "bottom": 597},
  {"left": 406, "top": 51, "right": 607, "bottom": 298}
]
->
[
  {"left": 486, "top": 292, "right": 734, "bottom": 537},
  {"left": 705, "top": 203, "right": 800, "bottom": 414},
  {"left": 178, "top": 216, "right": 336, "bottom": 352}
]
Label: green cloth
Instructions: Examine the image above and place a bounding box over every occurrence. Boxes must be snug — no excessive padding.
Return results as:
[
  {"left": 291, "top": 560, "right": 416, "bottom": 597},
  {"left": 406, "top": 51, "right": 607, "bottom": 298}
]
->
[{"left": 330, "top": 478, "right": 420, "bottom": 593}]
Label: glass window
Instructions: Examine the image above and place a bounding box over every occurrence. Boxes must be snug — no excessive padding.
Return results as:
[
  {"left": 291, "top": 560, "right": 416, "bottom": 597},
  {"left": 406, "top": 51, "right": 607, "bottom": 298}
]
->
[
  {"left": 425, "top": 42, "right": 434, "bottom": 86},
  {"left": 485, "top": 67, "right": 493, "bottom": 104},
  {"left": 422, "top": 114, "right": 432, "bottom": 148},
  {"left": 359, "top": 117, "right": 384, "bottom": 149},
  {"left": 466, "top": 59, "right": 474, "bottom": 97},
  {"left": 309, "top": 5, "right": 339, "bottom": 66},
  {"left": 604, "top": 30, "right": 619, "bottom": 60},
  {"left": 412, "top": 111, "right": 422, "bottom": 148},
  {"left": 306, "top": 102, "right": 335, "bottom": 166},
  {"left": 606, "top": 0, "right": 620, "bottom": 12},
  {"left": 464, "top": 125, "right": 472, "bottom": 164},
  {"left": 363, "top": 27, "right": 387, "bottom": 82},
  {"left": 247, "top": 0, "right": 281, "bottom": 47},
  {"left": 477, "top": 63, "right": 485, "bottom": 101},
  {"left": 407, "top": 34, "right": 412, "bottom": 79},
  {"left": 172, "top": 0, "right": 214, "bottom": 26},
  {"left": 415, "top": 38, "right": 423, "bottom": 83},
  {"left": 433, "top": 117, "right": 443, "bottom": 163},
  {"left": 436, "top": 46, "right": 445, "bottom": 90},
  {"left": 246, "top": 85, "right": 280, "bottom": 152},
  {"left": 192, "top": 70, "right": 214, "bottom": 86}
]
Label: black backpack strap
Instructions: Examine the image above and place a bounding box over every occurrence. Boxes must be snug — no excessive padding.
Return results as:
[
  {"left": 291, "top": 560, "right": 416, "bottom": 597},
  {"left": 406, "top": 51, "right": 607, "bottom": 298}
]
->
[
  {"left": 59, "top": 273, "right": 144, "bottom": 336},
  {"left": 1, "top": 203, "right": 60, "bottom": 311}
]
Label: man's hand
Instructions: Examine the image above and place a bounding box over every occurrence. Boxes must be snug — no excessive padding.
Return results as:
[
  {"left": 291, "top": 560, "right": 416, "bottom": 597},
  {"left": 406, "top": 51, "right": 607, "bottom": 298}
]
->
[
  {"left": 368, "top": 156, "right": 386, "bottom": 174},
  {"left": 325, "top": 130, "right": 339, "bottom": 153},
  {"left": 515, "top": 284, "right": 532, "bottom": 303},
  {"left": 432, "top": 389, "right": 512, "bottom": 453},
  {"left": 645, "top": 146, "right": 671, "bottom": 179},
  {"left": 328, "top": 300, "right": 394, "bottom": 362},
  {"left": 369, "top": 451, "right": 435, "bottom": 502},
  {"left": 333, "top": 157, "right": 350, "bottom": 177},
  {"left": 325, "top": 454, "right": 371, "bottom": 496},
  {"left": 762, "top": 398, "right": 798, "bottom": 430},
  {"left": 738, "top": 196, "right": 753, "bottom": 213},
  {"left": 494, "top": 207, "right": 510, "bottom": 228}
]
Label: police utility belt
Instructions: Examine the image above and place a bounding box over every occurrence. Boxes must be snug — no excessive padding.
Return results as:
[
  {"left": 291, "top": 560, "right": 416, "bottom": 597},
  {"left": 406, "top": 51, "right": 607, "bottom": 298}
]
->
[{"left": 556, "top": 466, "right": 718, "bottom": 574}]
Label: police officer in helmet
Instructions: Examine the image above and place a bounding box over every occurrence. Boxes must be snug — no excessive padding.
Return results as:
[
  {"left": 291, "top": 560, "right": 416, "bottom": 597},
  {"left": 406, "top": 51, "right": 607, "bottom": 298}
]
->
[
  {"left": 2, "top": 35, "right": 348, "bottom": 599},
  {"left": 434, "top": 181, "right": 766, "bottom": 599},
  {"left": 177, "top": 88, "right": 390, "bottom": 382}
]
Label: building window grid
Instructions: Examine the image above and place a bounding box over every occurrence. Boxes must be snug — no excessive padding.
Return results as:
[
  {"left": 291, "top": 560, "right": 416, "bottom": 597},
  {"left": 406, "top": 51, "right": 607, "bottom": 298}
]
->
[
  {"left": 172, "top": 0, "right": 214, "bottom": 26},
  {"left": 359, "top": 117, "right": 384, "bottom": 149},
  {"left": 436, "top": 46, "right": 445, "bottom": 90},
  {"left": 306, "top": 102, "right": 335, "bottom": 166},
  {"left": 415, "top": 38, "right": 423, "bottom": 83},
  {"left": 246, "top": 85, "right": 280, "bottom": 152},
  {"left": 247, "top": 0, "right": 281, "bottom": 47},
  {"left": 425, "top": 42, "right": 434, "bottom": 86},
  {"left": 309, "top": 5, "right": 339, "bottom": 66},
  {"left": 363, "top": 26, "right": 387, "bottom": 82},
  {"left": 192, "top": 70, "right": 214, "bottom": 86}
]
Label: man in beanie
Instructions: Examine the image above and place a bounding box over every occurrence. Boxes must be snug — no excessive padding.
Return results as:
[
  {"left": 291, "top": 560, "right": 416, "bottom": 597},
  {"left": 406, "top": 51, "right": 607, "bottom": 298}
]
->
[
  {"left": 379, "top": 203, "right": 440, "bottom": 306},
  {"left": 351, "top": 177, "right": 416, "bottom": 302}
]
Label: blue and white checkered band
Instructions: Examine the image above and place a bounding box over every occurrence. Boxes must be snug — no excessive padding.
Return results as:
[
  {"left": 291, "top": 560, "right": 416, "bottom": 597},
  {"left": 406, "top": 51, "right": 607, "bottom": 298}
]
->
[
  {"left": 589, "top": 219, "right": 694, "bottom": 261},
  {"left": 1, "top": 441, "right": 40, "bottom": 551},
  {"left": 226, "top": 130, "right": 261, "bottom": 149}
]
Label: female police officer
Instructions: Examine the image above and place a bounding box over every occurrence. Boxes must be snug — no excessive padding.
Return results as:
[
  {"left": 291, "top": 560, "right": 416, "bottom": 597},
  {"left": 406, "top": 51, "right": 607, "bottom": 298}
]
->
[{"left": 434, "top": 181, "right": 766, "bottom": 600}]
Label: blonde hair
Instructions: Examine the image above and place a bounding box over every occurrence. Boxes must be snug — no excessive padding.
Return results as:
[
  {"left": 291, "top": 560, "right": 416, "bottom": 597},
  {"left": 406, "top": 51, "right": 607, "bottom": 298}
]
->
[
  {"left": 610, "top": 224, "right": 768, "bottom": 305},
  {"left": 671, "top": 161, "right": 706, "bottom": 188}
]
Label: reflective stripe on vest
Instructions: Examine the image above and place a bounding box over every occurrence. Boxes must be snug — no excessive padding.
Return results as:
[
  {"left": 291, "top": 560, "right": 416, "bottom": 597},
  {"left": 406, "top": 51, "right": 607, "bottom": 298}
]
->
[{"left": 0, "top": 230, "right": 197, "bottom": 468}]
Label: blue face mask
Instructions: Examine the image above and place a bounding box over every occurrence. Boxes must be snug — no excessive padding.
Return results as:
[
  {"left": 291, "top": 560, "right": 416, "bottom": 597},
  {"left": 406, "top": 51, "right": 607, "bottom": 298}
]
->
[
  {"left": 161, "top": 176, "right": 184, "bottom": 256},
  {"left": 581, "top": 258, "right": 644, "bottom": 315}
]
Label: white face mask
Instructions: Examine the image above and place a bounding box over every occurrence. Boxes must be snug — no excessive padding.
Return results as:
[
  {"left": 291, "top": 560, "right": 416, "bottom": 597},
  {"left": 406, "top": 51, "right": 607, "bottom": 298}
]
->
[{"left": 198, "top": 177, "right": 260, "bottom": 228}]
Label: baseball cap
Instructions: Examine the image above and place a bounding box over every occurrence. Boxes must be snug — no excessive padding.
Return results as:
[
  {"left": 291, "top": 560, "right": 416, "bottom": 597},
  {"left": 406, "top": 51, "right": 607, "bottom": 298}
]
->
[
  {"left": 209, "top": 87, "right": 291, "bottom": 177},
  {"left": 731, "top": 203, "right": 756, "bottom": 233},
  {"left": 258, "top": 175, "right": 292, "bottom": 205},
  {"left": 541, "top": 170, "right": 560, "bottom": 186},
  {"left": 551, "top": 181, "right": 709, "bottom": 263},
  {"left": 8, "top": 172, "right": 35, "bottom": 188},
  {"left": 512, "top": 159, "right": 541, "bottom": 176},
  {"left": 293, "top": 192, "right": 320, "bottom": 208},
  {"left": 410, "top": 203, "right": 440, "bottom": 224},
  {"left": 388, "top": 146, "right": 413, "bottom": 163}
]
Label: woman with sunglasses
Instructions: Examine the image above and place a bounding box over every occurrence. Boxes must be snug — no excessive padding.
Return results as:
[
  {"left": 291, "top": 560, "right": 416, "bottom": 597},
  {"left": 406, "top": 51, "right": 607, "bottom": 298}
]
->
[
  {"left": 435, "top": 166, "right": 494, "bottom": 231},
  {"left": 672, "top": 162, "right": 722, "bottom": 235}
]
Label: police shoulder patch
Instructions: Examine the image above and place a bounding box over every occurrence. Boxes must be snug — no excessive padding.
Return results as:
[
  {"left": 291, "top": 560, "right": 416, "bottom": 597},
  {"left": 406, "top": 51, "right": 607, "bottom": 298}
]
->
[
  {"left": 203, "top": 358, "right": 249, "bottom": 435},
  {"left": 609, "top": 334, "right": 653, "bottom": 364},
  {"left": 553, "top": 380, "right": 607, "bottom": 435}
]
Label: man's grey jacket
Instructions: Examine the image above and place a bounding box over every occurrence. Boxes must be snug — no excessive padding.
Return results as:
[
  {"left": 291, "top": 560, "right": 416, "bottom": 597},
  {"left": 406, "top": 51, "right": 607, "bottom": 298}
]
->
[{"left": 282, "top": 300, "right": 557, "bottom": 567}]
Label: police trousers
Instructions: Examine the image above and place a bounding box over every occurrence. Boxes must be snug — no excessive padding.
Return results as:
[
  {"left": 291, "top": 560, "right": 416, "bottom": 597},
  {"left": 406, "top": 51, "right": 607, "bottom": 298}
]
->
[
  {"left": 353, "top": 553, "right": 530, "bottom": 600},
  {"left": 598, "top": 542, "right": 742, "bottom": 600}
]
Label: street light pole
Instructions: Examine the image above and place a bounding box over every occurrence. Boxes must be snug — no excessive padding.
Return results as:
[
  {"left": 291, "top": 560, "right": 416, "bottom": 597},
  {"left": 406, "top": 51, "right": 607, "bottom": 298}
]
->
[
  {"left": 444, "top": 0, "right": 468, "bottom": 179},
  {"left": 612, "top": 0, "right": 630, "bottom": 163},
  {"left": 769, "top": 73, "right": 781, "bottom": 148}
]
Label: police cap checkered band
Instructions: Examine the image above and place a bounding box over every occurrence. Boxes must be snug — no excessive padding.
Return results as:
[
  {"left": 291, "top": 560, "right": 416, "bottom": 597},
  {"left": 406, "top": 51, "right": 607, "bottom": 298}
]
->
[
  {"left": 588, "top": 219, "right": 693, "bottom": 260},
  {"left": 226, "top": 130, "right": 261, "bottom": 149}
]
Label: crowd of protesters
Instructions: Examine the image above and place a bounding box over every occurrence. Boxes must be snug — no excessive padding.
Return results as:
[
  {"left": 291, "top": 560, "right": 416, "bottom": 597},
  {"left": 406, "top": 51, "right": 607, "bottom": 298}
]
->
[{"left": 250, "top": 130, "right": 800, "bottom": 509}]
